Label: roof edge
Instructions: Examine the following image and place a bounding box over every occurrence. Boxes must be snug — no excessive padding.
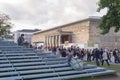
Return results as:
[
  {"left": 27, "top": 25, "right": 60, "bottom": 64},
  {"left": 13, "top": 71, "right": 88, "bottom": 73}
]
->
[{"left": 34, "top": 17, "right": 100, "bottom": 35}]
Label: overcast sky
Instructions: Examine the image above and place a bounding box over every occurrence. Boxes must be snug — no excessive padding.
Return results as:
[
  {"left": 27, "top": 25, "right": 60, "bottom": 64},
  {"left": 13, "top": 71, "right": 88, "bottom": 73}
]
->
[{"left": 0, "top": 0, "right": 106, "bottom": 31}]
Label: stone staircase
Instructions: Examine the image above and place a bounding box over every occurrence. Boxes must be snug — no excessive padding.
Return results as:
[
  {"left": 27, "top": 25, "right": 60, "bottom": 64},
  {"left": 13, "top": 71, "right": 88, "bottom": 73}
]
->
[{"left": 0, "top": 39, "right": 116, "bottom": 80}]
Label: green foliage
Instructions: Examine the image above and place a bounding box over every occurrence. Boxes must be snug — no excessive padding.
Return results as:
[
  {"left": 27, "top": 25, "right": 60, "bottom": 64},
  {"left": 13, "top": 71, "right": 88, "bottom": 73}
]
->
[
  {"left": 97, "top": 0, "right": 120, "bottom": 34},
  {"left": 0, "top": 12, "right": 12, "bottom": 36}
]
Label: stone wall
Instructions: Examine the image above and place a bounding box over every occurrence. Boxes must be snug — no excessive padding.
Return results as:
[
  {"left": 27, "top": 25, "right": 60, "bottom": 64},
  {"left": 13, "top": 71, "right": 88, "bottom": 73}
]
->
[
  {"left": 32, "top": 20, "right": 90, "bottom": 45},
  {"left": 32, "top": 18, "right": 120, "bottom": 49},
  {"left": 89, "top": 19, "right": 120, "bottom": 49}
]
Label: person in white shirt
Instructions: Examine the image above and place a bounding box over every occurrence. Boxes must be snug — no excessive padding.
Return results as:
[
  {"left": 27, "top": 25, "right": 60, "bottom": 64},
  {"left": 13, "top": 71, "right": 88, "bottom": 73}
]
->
[{"left": 101, "top": 49, "right": 110, "bottom": 66}]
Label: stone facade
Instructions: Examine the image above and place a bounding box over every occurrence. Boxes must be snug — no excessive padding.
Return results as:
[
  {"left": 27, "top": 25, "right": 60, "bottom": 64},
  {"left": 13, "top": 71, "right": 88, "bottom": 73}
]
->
[{"left": 32, "top": 17, "right": 120, "bottom": 49}]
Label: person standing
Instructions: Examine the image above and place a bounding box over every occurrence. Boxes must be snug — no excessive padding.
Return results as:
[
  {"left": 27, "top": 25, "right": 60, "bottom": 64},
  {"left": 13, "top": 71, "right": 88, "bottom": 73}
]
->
[
  {"left": 17, "top": 34, "right": 25, "bottom": 46},
  {"left": 113, "top": 49, "right": 119, "bottom": 63},
  {"left": 94, "top": 48, "right": 100, "bottom": 66}
]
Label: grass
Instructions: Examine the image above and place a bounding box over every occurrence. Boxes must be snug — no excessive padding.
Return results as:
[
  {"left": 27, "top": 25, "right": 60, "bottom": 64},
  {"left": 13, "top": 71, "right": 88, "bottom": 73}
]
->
[
  {"left": 68, "top": 62, "right": 120, "bottom": 80},
  {"left": 87, "top": 62, "right": 120, "bottom": 72}
]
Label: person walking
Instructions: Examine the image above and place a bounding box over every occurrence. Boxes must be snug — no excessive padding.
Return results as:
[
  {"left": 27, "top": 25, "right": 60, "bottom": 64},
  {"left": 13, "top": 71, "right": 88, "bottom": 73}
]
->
[{"left": 101, "top": 49, "right": 110, "bottom": 66}]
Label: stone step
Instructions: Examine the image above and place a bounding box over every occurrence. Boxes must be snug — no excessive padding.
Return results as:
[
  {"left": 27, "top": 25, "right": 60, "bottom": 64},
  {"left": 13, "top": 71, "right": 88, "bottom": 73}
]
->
[
  {"left": 7, "top": 56, "right": 39, "bottom": 60},
  {"left": 61, "top": 70, "right": 116, "bottom": 80},
  {"left": 15, "top": 63, "right": 69, "bottom": 71},
  {"left": 13, "top": 62, "right": 46, "bottom": 67},
  {"left": 35, "top": 70, "right": 115, "bottom": 80},
  {"left": 0, "top": 47, "right": 33, "bottom": 49},
  {"left": 12, "top": 59, "right": 67, "bottom": 64},
  {"left": 0, "top": 45, "right": 23, "bottom": 48},
  {"left": 3, "top": 51, "right": 35, "bottom": 53},
  {"left": 0, "top": 47, "right": 33, "bottom": 50},
  {"left": 0, "top": 67, "right": 15, "bottom": 72},
  {"left": 0, "top": 57, "right": 7, "bottom": 60},
  {"left": 42, "top": 58, "right": 67, "bottom": 61},
  {"left": 0, "top": 67, "right": 105, "bottom": 80},
  {"left": 0, "top": 72, "right": 18, "bottom": 77},
  {"left": 0, "top": 60, "right": 9, "bottom": 64},
  {"left": 1, "top": 49, "right": 34, "bottom": 52},
  {"left": 0, "top": 67, "right": 69, "bottom": 77},
  {"left": 0, "top": 76, "right": 22, "bottom": 80},
  {"left": 1, "top": 53, "right": 36, "bottom": 56},
  {"left": 15, "top": 64, "right": 96, "bottom": 71},
  {"left": 9, "top": 59, "right": 42, "bottom": 63},
  {"left": 0, "top": 53, "right": 56, "bottom": 58},
  {"left": 0, "top": 40, "right": 116, "bottom": 80},
  {"left": 21, "top": 67, "right": 105, "bottom": 80},
  {"left": 19, "top": 67, "right": 72, "bottom": 75},
  {"left": 0, "top": 64, "right": 12, "bottom": 68},
  {"left": 0, "top": 43, "right": 17, "bottom": 46}
]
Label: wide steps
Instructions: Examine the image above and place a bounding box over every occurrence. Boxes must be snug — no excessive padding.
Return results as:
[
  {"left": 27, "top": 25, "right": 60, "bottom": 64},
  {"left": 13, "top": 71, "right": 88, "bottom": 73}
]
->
[
  {"left": 0, "top": 67, "right": 15, "bottom": 72},
  {"left": 9, "top": 59, "right": 42, "bottom": 63},
  {"left": 0, "top": 67, "right": 105, "bottom": 79},
  {"left": 1, "top": 53, "right": 36, "bottom": 56},
  {"left": 15, "top": 63, "right": 69, "bottom": 71},
  {"left": 0, "top": 48, "right": 34, "bottom": 51},
  {"left": 0, "top": 40, "right": 116, "bottom": 80},
  {"left": 0, "top": 67, "right": 112, "bottom": 80},
  {"left": 2, "top": 51, "right": 34, "bottom": 53},
  {"left": 18, "top": 67, "right": 72, "bottom": 75},
  {"left": 6, "top": 56, "right": 39, "bottom": 60},
  {"left": 35, "top": 70, "right": 115, "bottom": 80}
]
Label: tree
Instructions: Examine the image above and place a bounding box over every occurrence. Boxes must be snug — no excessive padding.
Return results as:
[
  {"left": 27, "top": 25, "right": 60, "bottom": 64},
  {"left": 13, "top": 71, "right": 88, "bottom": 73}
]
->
[
  {"left": 97, "top": 0, "right": 120, "bottom": 34},
  {"left": 0, "top": 12, "right": 12, "bottom": 37}
]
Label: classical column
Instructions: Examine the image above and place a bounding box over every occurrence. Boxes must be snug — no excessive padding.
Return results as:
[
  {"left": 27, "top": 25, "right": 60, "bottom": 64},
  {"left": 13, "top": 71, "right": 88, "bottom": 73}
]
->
[
  {"left": 56, "top": 35, "right": 58, "bottom": 47},
  {"left": 44, "top": 36, "right": 47, "bottom": 49},
  {"left": 55, "top": 35, "right": 58, "bottom": 47},
  {"left": 51, "top": 36, "right": 53, "bottom": 48},
  {"left": 48, "top": 36, "right": 50, "bottom": 48},
  {"left": 50, "top": 36, "right": 52, "bottom": 48},
  {"left": 54, "top": 35, "right": 57, "bottom": 47},
  {"left": 52, "top": 36, "right": 55, "bottom": 47},
  {"left": 46, "top": 36, "right": 49, "bottom": 48},
  {"left": 53, "top": 36, "right": 55, "bottom": 47},
  {"left": 58, "top": 35, "right": 61, "bottom": 47},
  {"left": 56, "top": 35, "right": 59, "bottom": 47},
  {"left": 53, "top": 35, "right": 55, "bottom": 47}
]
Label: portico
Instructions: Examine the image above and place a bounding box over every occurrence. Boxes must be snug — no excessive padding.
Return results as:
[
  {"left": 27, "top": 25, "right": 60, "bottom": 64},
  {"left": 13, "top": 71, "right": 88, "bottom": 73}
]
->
[{"left": 45, "top": 31, "right": 72, "bottom": 48}]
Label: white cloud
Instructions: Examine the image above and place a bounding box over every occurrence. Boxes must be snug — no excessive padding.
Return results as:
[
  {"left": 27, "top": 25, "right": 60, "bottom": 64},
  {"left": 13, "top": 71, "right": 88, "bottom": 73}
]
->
[
  {"left": 0, "top": 0, "right": 26, "bottom": 4},
  {"left": 0, "top": 0, "right": 105, "bottom": 31}
]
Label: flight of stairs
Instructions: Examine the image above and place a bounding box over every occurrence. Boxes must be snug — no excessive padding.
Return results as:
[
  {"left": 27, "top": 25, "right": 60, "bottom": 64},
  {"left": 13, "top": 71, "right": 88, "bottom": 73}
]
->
[{"left": 0, "top": 39, "right": 116, "bottom": 80}]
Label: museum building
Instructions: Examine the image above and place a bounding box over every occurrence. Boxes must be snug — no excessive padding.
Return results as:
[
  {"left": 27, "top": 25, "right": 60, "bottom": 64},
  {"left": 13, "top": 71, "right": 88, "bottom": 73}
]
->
[{"left": 32, "top": 17, "right": 120, "bottom": 49}]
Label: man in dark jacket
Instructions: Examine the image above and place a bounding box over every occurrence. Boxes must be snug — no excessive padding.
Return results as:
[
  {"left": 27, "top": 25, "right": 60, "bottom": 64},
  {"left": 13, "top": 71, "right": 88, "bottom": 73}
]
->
[
  {"left": 17, "top": 34, "right": 24, "bottom": 46},
  {"left": 113, "top": 49, "right": 119, "bottom": 63},
  {"left": 94, "top": 48, "right": 100, "bottom": 66}
]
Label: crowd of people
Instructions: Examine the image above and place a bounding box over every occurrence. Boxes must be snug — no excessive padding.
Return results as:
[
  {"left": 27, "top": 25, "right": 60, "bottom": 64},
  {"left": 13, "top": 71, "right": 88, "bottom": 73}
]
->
[
  {"left": 51, "top": 46, "right": 120, "bottom": 66},
  {"left": 17, "top": 34, "right": 120, "bottom": 66}
]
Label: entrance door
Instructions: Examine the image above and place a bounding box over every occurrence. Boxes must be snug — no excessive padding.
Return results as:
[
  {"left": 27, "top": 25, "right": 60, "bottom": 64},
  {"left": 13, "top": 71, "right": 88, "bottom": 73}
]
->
[{"left": 61, "top": 35, "right": 72, "bottom": 44}]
